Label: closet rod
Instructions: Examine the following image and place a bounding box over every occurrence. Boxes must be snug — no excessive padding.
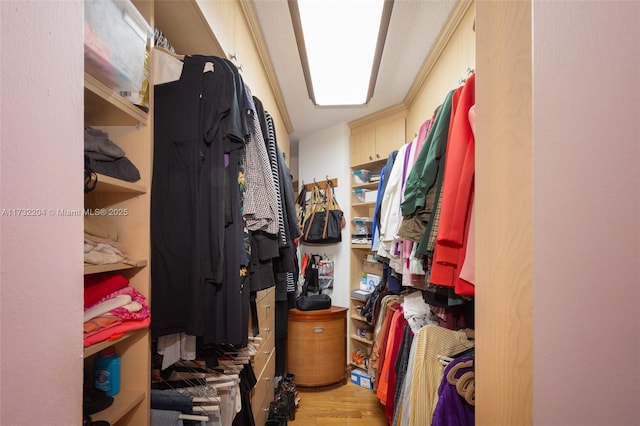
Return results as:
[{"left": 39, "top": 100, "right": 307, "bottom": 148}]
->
[{"left": 154, "top": 45, "right": 185, "bottom": 61}]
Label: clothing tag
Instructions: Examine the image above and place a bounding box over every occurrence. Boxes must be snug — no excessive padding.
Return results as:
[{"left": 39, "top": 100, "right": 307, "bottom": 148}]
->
[{"left": 204, "top": 62, "right": 214, "bottom": 73}]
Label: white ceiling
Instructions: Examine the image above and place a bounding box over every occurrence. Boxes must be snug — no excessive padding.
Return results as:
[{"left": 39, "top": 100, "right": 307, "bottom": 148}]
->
[{"left": 252, "top": 0, "right": 458, "bottom": 144}]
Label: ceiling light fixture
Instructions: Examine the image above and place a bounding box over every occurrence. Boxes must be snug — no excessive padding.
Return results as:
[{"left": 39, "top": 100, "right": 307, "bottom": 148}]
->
[{"left": 289, "top": 0, "right": 394, "bottom": 106}]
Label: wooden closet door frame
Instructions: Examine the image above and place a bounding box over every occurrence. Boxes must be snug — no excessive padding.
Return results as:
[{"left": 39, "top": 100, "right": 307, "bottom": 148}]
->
[{"left": 475, "top": 1, "right": 533, "bottom": 425}]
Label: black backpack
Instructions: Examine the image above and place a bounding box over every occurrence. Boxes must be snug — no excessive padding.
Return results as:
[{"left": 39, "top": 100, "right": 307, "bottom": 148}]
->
[{"left": 301, "top": 254, "right": 321, "bottom": 295}]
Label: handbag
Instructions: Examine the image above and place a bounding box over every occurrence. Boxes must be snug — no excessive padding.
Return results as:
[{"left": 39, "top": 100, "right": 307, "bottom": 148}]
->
[
  {"left": 301, "top": 253, "right": 321, "bottom": 294},
  {"left": 296, "top": 253, "right": 332, "bottom": 311},
  {"left": 300, "top": 181, "right": 344, "bottom": 244},
  {"left": 296, "top": 294, "right": 332, "bottom": 311}
]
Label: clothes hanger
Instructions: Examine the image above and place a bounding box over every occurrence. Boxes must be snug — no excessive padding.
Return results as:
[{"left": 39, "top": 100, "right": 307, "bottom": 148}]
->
[
  {"left": 205, "top": 374, "right": 239, "bottom": 384},
  {"left": 437, "top": 339, "right": 475, "bottom": 366},
  {"left": 444, "top": 358, "right": 475, "bottom": 406},
  {"left": 192, "top": 405, "right": 220, "bottom": 413},
  {"left": 178, "top": 413, "right": 209, "bottom": 421},
  {"left": 192, "top": 396, "right": 221, "bottom": 404}
]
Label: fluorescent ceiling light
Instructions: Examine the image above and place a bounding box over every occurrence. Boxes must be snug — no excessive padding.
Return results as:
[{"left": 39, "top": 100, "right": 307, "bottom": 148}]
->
[{"left": 290, "top": 0, "right": 393, "bottom": 106}]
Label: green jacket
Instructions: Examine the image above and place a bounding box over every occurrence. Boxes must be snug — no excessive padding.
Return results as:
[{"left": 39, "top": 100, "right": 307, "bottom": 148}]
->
[{"left": 401, "top": 89, "right": 454, "bottom": 218}]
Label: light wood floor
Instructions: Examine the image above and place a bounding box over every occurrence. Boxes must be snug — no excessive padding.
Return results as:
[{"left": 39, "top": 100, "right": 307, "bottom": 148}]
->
[{"left": 290, "top": 381, "right": 389, "bottom": 425}]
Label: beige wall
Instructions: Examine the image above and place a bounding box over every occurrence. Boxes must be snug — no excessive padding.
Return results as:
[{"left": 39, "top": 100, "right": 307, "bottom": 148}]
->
[
  {"left": 405, "top": 4, "right": 475, "bottom": 138},
  {"left": 197, "top": 0, "right": 291, "bottom": 161}
]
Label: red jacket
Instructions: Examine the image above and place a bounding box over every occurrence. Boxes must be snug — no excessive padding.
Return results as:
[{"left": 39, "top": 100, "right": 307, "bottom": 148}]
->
[{"left": 430, "top": 74, "right": 475, "bottom": 296}]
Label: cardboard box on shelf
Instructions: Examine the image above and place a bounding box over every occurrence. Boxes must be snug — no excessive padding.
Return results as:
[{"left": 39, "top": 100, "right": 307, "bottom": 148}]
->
[
  {"left": 351, "top": 289, "right": 371, "bottom": 302},
  {"left": 365, "top": 273, "right": 382, "bottom": 292},
  {"left": 350, "top": 368, "right": 373, "bottom": 389},
  {"left": 363, "top": 260, "right": 383, "bottom": 276},
  {"left": 351, "top": 234, "right": 372, "bottom": 245},
  {"left": 364, "top": 189, "right": 378, "bottom": 203}
]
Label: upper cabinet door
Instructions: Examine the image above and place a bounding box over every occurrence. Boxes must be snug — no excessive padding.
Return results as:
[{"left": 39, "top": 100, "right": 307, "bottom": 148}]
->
[
  {"left": 350, "top": 127, "right": 376, "bottom": 166},
  {"left": 350, "top": 113, "right": 406, "bottom": 167},
  {"left": 375, "top": 117, "right": 405, "bottom": 161}
]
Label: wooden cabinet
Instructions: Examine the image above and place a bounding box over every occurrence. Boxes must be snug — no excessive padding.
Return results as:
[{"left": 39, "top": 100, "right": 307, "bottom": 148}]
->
[
  {"left": 349, "top": 110, "right": 406, "bottom": 167},
  {"left": 350, "top": 127, "right": 377, "bottom": 166},
  {"left": 286, "top": 306, "right": 348, "bottom": 387},
  {"left": 83, "top": 1, "right": 152, "bottom": 423},
  {"left": 249, "top": 287, "right": 276, "bottom": 425}
]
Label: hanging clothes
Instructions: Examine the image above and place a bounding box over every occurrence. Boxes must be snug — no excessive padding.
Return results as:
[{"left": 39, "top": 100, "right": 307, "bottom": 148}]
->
[
  {"left": 372, "top": 151, "right": 398, "bottom": 252},
  {"left": 151, "top": 56, "right": 215, "bottom": 337},
  {"left": 431, "top": 356, "right": 475, "bottom": 426},
  {"left": 430, "top": 74, "right": 476, "bottom": 296},
  {"left": 399, "top": 325, "right": 474, "bottom": 426},
  {"left": 377, "top": 142, "right": 412, "bottom": 264},
  {"left": 150, "top": 53, "right": 263, "bottom": 347},
  {"left": 376, "top": 306, "right": 404, "bottom": 405}
]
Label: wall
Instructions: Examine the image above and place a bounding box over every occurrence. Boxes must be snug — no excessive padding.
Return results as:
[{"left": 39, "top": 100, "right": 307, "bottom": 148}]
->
[
  {"left": 0, "top": 1, "right": 84, "bottom": 424},
  {"left": 531, "top": 1, "right": 640, "bottom": 424},
  {"left": 405, "top": 4, "right": 475, "bottom": 138},
  {"left": 297, "top": 123, "right": 352, "bottom": 309},
  {"left": 476, "top": 0, "right": 640, "bottom": 424},
  {"left": 197, "top": 0, "right": 291, "bottom": 161}
]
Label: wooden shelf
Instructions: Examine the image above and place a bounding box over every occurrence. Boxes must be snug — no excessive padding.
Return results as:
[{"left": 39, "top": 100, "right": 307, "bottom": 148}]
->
[
  {"left": 351, "top": 243, "right": 373, "bottom": 250},
  {"left": 154, "top": 0, "right": 224, "bottom": 57},
  {"left": 84, "top": 330, "right": 144, "bottom": 358},
  {"left": 351, "top": 182, "right": 379, "bottom": 190},
  {"left": 352, "top": 201, "right": 376, "bottom": 208},
  {"left": 350, "top": 314, "right": 368, "bottom": 323},
  {"left": 350, "top": 158, "right": 387, "bottom": 171},
  {"left": 91, "top": 389, "right": 146, "bottom": 425},
  {"left": 84, "top": 260, "right": 147, "bottom": 275},
  {"left": 350, "top": 334, "right": 374, "bottom": 345},
  {"left": 84, "top": 73, "right": 149, "bottom": 127},
  {"left": 91, "top": 174, "right": 148, "bottom": 194},
  {"left": 349, "top": 361, "right": 368, "bottom": 370}
]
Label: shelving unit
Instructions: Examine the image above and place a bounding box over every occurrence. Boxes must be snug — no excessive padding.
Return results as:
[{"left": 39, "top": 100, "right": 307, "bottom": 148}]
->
[
  {"left": 83, "top": 1, "right": 153, "bottom": 424},
  {"left": 84, "top": 73, "right": 149, "bottom": 127},
  {"left": 348, "top": 157, "right": 383, "bottom": 367},
  {"left": 348, "top": 111, "right": 406, "bottom": 370}
]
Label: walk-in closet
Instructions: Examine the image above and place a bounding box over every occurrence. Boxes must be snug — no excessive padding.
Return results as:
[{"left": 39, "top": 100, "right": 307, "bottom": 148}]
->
[{"left": 1, "top": 1, "right": 639, "bottom": 426}]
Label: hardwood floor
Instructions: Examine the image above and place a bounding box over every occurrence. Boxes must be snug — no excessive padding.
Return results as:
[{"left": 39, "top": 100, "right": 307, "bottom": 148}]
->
[{"left": 290, "top": 381, "right": 389, "bottom": 425}]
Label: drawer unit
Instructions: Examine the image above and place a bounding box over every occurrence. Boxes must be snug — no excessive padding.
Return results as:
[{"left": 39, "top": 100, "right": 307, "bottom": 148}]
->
[
  {"left": 251, "top": 348, "right": 276, "bottom": 425},
  {"left": 249, "top": 286, "right": 276, "bottom": 425}
]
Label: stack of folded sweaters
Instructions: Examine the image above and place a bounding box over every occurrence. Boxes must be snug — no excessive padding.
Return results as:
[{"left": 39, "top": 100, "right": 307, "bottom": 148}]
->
[
  {"left": 84, "top": 126, "right": 140, "bottom": 182},
  {"left": 84, "top": 215, "right": 132, "bottom": 266},
  {"left": 84, "top": 272, "right": 150, "bottom": 347}
]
